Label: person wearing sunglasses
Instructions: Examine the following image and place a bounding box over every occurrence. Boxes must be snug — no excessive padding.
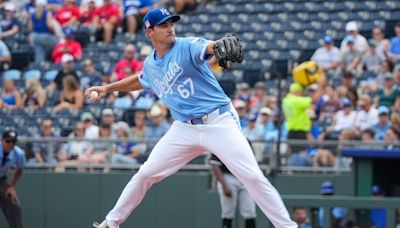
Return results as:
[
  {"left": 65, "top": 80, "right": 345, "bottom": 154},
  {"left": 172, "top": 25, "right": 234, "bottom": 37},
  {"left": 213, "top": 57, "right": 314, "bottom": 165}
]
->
[{"left": 0, "top": 129, "right": 26, "bottom": 228}]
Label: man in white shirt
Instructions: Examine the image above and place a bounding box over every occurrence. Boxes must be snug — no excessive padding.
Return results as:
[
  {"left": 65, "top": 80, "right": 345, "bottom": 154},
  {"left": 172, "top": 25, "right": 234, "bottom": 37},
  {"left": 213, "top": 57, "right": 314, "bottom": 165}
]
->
[
  {"left": 354, "top": 94, "right": 379, "bottom": 131},
  {"left": 81, "top": 112, "right": 100, "bottom": 139},
  {"left": 340, "top": 21, "right": 369, "bottom": 54},
  {"left": 311, "top": 35, "right": 341, "bottom": 71}
]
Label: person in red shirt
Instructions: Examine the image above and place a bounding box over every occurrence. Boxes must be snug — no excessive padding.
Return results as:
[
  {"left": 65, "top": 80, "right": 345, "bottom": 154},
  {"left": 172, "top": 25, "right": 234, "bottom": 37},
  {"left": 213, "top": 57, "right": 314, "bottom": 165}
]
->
[
  {"left": 92, "top": 0, "right": 120, "bottom": 45},
  {"left": 51, "top": 28, "right": 83, "bottom": 64},
  {"left": 113, "top": 44, "right": 143, "bottom": 81},
  {"left": 80, "top": 0, "right": 97, "bottom": 26},
  {"left": 54, "top": 0, "right": 81, "bottom": 28}
]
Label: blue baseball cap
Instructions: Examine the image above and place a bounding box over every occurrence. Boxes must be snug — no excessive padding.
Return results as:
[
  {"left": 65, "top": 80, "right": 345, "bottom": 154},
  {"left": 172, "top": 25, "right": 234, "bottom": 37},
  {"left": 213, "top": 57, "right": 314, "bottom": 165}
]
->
[
  {"left": 323, "top": 35, "right": 333, "bottom": 44},
  {"left": 372, "top": 185, "right": 383, "bottom": 195},
  {"left": 340, "top": 98, "right": 352, "bottom": 108},
  {"left": 143, "top": 8, "right": 180, "bottom": 29},
  {"left": 345, "top": 35, "right": 355, "bottom": 43},
  {"left": 377, "top": 106, "right": 389, "bottom": 115},
  {"left": 64, "top": 27, "right": 75, "bottom": 37},
  {"left": 320, "top": 181, "right": 334, "bottom": 195}
]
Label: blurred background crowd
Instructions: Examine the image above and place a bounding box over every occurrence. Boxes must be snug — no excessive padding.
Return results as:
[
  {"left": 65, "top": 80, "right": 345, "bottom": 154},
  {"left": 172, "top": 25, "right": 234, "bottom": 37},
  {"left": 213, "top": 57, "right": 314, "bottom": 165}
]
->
[{"left": 0, "top": 0, "right": 398, "bottom": 170}]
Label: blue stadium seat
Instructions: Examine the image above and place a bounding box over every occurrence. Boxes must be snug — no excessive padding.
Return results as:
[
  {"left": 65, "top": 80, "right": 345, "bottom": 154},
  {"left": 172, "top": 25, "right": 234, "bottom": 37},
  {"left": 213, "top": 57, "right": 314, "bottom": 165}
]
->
[
  {"left": 23, "top": 69, "right": 41, "bottom": 81},
  {"left": 3, "top": 69, "right": 21, "bottom": 80},
  {"left": 43, "top": 69, "right": 58, "bottom": 81}
]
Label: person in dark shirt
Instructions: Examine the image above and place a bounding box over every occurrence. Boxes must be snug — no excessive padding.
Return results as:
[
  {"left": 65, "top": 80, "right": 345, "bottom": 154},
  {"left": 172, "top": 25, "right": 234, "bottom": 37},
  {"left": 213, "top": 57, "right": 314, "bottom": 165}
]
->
[{"left": 47, "top": 54, "right": 80, "bottom": 91}]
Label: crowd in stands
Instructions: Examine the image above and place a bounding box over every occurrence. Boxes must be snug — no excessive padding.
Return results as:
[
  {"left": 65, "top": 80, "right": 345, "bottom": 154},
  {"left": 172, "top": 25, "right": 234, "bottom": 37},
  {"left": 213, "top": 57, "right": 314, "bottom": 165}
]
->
[{"left": 0, "top": 1, "right": 398, "bottom": 168}]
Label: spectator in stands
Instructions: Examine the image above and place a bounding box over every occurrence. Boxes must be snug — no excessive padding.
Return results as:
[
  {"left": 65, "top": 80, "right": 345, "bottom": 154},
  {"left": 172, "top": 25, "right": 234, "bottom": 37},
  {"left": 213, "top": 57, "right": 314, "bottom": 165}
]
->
[
  {"left": 383, "top": 127, "right": 399, "bottom": 150},
  {"left": 235, "top": 82, "right": 251, "bottom": 104},
  {"left": 392, "top": 96, "right": 400, "bottom": 115},
  {"left": 81, "top": 112, "right": 99, "bottom": 140},
  {"left": 113, "top": 44, "right": 143, "bottom": 81},
  {"left": 22, "top": 78, "right": 46, "bottom": 109},
  {"left": 47, "top": 0, "right": 64, "bottom": 12},
  {"left": 327, "top": 98, "right": 356, "bottom": 133},
  {"left": 395, "top": 65, "right": 400, "bottom": 86},
  {"left": 89, "top": 121, "right": 113, "bottom": 164},
  {"left": 375, "top": 72, "right": 399, "bottom": 108},
  {"left": 371, "top": 185, "right": 386, "bottom": 228},
  {"left": 0, "top": 39, "right": 11, "bottom": 70},
  {"left": 391, "top": 113, "right": 400, "bottom": 136},
  {"left": 340, "top": 21, "right": 368, "bottom": 54},
  {"left": 48, "top": 54, "right": 80, "bottom": 91},
  {"left": 354, "top": 94, "right": 379, "bottom": 132},
  {"left": 101, "top": 108, "right": 116, "bottom": 129},
  {"left": 54, "top": 0, "right": 81, "bottom": 29},
  {"left": 373, "top": 106, "right": 391, "bottom": 141},
  {"left": 318, "top": 181, "right": 351, "bottom": 228},
  {"left": 292, "top": 207, "right": 311, "bottom": 228},
  {"left": 80, "top": 0, "right": 98, "bottom": 29},
  {"left": 130, "top": 109, "right": 148, "bottom": 140},
  {"left": 30, "top": 118, "right": 60, "bottom": 164},
  {"left": 341, "top": 35, "right": 362, "bottom": 76},
  {"left": 58, "top": 121, "right": 92, "bottom": 163},
  {"left": 360, "top": 128, "right": 376, "bottom": 146},
  {"left": 371, "top": 27, "right": 389, "bottom": 58},
  {"left": 145, "top": 104, "right": 170, "bottom": 153},
  {"left": 139, "top": 45, "right": 152, "bottom": 61},
  {"left": 80, "top": 59, "right": 101, "bottom": 90},
  {"left": 0, "top": 79, "right": 21, "bottom": 110},
  {"left": 376, "top": 59, "right": 395, "bottom": 87},
  {"left": 92, "top": 0, "right": 120, "bottom": 45},
  {"left": 388, "top": 22, "right": 400, "bottom": 66},
  {"left": 123, "top": 0, "right": 153, "bottom": 34},
  {"left": 54, "top": 75, "right": 84, "bottom": 113},
  {"left": 337, "top": 72, "right": 358, "bottom": 105},
  {"left": 242, "top": 114, "right": 263, "bottom": 141},
  {"left": 100, "top": 66, "right": 113, "bottom": 85},
  {"left": 264, "top": 109, "right": 287, "bottom": 142},
  {"left": 0, "top": 2, "right": 20, "bottom": 40},
  {"left": 258, "top": 107, "right": 272, "bottom": 129},
  {"left": 283, "top": 83, "right": 313, "bottom": 148},
  {"left": 359, "top": 39, "right": 385, "bottom": 74},
  {"left": 318, "top": 86, "right": 340, "bottom": 122},
  {"left": 21, "top": 0, "right": 37, "bottom": 22},
  {"left": 51, "top": 27, "right": 83, "bottom": 64},
  {"left": 233, "top": 99, "right": 248, "bottom": 128},
  {"left": 311, "top": 35, "right": 340, "bottom": 72},
  {"left": 173, "top": 0, "right": 197, "bottom": 14},
  {"left": 28, "top": 0, "right": 58, "bottom": 66},
  {"left": 249, "top": 81, "right": 268, "bottom": 114},
  {"left": 111, "top": 121, "right": 144, "bottom": 164}
]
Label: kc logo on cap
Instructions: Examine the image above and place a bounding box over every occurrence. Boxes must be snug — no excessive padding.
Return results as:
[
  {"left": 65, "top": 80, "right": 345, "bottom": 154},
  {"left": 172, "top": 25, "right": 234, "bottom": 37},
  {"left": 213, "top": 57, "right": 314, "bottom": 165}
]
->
[{"left": 143, "top": 8, "right": 181, "bottom": 29}]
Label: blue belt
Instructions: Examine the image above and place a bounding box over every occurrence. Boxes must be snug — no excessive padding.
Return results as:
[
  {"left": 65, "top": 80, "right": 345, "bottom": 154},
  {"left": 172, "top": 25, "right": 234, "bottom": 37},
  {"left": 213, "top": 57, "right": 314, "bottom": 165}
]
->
[{"left": 186, "top": 104, "right": 231, "bottom": 125}]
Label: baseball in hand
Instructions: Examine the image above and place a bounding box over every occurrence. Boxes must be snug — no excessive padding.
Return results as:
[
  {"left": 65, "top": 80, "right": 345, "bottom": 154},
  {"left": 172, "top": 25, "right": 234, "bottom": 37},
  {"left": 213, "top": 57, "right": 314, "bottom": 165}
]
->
[{"left": 88, "top": 91, "right": 99, "bottom": 101}]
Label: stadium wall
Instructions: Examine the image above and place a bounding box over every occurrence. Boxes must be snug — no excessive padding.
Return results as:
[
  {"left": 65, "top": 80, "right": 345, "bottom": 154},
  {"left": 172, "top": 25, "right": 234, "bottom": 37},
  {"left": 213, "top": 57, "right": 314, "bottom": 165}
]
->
[{"left": 0, "top": 171, "right": 353, "bottom": 228}]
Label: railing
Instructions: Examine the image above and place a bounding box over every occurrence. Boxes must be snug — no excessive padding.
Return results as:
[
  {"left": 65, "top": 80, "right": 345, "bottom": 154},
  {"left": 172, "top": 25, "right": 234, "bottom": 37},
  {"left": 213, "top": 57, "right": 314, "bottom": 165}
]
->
[
  {"left": 283, "top": 195, "right": 400, "bottom": 228},
  {"left": 15, "top": 137, "right": 400, "bottom": 173}
]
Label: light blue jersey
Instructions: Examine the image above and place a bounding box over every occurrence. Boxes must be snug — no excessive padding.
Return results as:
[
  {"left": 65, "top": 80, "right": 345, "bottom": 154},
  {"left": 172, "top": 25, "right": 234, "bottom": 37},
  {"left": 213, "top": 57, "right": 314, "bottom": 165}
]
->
[{"left": 138, "top": 37, "right": 230, "bottom": 121}]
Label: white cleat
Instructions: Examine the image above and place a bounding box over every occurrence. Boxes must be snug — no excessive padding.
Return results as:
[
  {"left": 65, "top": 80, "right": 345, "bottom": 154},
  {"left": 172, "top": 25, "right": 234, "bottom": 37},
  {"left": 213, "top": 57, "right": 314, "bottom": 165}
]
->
[{"left": 93, "top": 220, "right": 108, "bottom": 228}]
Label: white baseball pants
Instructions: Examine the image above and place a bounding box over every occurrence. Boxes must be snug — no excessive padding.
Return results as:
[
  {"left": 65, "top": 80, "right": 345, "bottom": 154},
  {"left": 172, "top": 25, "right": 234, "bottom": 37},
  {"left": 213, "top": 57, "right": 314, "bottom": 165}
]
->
[{"left": 105, "top": 106, "right": 297, "bottom": 228}]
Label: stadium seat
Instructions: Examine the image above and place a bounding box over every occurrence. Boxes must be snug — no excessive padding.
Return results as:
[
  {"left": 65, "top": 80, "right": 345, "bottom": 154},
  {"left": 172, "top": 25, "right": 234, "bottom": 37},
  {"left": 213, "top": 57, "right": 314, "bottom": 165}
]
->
[
  {"left": 23, "top": 69, "right": 41, "bottom": 81},
  {"left": 43, "top": 69, "right": 58, "bottom": 81},
  {"left": 3, "top": 69, "right": 21, "bottom": 80}
]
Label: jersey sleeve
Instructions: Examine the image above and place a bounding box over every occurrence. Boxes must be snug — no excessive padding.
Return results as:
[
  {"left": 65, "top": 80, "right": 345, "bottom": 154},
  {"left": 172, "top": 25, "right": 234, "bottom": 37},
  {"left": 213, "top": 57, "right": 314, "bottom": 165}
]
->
[
  {"left": 16, "top": 148, "right": 26, "bottom": 169},
  {"left": 138, "top": 71, "right": 151, "bottom": 90},
  {"left": 186, "top": 37, "right": 212, "bottom": 64}
]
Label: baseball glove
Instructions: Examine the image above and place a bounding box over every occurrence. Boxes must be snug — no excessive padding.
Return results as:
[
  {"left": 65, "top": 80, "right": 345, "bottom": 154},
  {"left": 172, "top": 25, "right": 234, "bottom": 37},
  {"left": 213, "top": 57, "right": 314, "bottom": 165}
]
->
[{"left": 213, "top": 33, "right": 243, "bottom": 69}]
